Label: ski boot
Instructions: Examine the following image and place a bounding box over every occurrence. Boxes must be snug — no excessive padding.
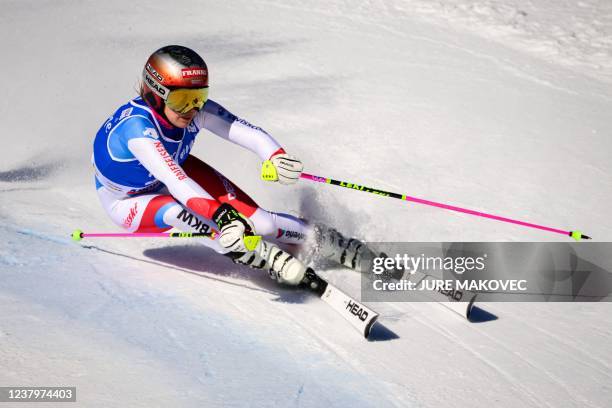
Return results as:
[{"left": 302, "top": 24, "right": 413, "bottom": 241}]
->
[
  {"left": 231, "top": 240, "right": 308, "bottom": 286},
  {"left": 313, "top": 225, "right": 404, "bottom": 280},
  {"left": 377, "top": 252, "right": 405, "bottom": 281},
  {"left": 312, "top": 225, "right": 376, "bottom": 271}
]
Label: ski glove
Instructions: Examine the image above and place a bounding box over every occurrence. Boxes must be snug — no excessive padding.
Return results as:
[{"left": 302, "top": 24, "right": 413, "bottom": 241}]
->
[
  {"left": 261, "top": 153, "right": 303, "bottom": 185},
  {"left": 212, "top": 203, "right": 255, "bottom": 254}
]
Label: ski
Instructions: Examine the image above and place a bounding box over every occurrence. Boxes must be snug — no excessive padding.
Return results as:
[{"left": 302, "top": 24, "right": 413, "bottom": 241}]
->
[
  {"left": 407, "top": 271, "right": 477, "bottom": 320},
  {"left": 301, "top": 269, "right": 379, "bottom": 339},
  {"left": 370, "top": 254, "right": 477, "bottom": 320}
]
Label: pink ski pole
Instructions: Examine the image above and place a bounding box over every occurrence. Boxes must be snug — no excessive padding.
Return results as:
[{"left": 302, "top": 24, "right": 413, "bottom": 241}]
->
[
  {"left": 70, "top": 229, "right": 264, "bottom": 252},
  {"left": 300, "top": 173, "right": 591, "bottom": 241},
  {"left": 71, "top": 230, "right": 215, "bottom": 241}
]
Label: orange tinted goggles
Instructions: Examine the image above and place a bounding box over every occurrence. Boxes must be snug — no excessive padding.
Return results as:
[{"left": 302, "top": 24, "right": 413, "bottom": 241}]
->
[{"left": 166, "top": 87, "right": 209, "bottom": 114}]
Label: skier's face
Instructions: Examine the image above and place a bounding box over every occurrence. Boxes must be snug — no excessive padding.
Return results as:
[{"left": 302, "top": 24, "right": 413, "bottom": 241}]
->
[{"left": 164, "top": 105, "right": 198, "bottom": 128}]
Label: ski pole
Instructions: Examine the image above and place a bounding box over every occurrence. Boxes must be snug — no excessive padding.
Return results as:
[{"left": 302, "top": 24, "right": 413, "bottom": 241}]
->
[
  {"left": 299, "top": 173, "right": 591, "bottom": 241},
  {"left": 71, "top": 230, "right": 215, "bottom": 241},
  {"left": 70, "top": 229, "right": 263, "bottom": 251}
]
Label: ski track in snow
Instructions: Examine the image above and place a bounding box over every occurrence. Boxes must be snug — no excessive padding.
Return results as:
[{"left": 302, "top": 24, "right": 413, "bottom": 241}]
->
[
  {"left": 413, "top": 313, "right": 551, "bottom": 407},
  {"left": 486, "top": 302, "right": 612, "bottom": 379},
  {"left": 2, "top": 0, "right": 612, "bottom": 407}
]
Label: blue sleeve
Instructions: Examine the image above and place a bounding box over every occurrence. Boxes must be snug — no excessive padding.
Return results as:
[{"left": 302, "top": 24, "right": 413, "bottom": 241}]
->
[{"left": 108, "top": 116, "right": 159, "bottom": 161}]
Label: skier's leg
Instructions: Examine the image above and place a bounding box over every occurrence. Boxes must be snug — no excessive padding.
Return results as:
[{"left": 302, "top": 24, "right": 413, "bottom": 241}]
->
[
  {"left": 181, "top": 156, "right": 308, "bottom": 284},
  {"left": 182, "top": 155, "right": 381, "bottom": 275},
  {"left": 96, "top": 183, "right": 225, "bottom": 253},
  {"left": 311, "top": 225, "right": 378, "bottom": 271},
  {"left": 182, "top": 154, "right": 259, "bottom": 217},
  {"left": 97, "top": 176, "right": 307, "bottom": 284},
  {"left": 226, "top": 202, "right": 380, "bottom": 273},
  {"left": 182, "top": 155, "right": 311, "bottom": 243},
  {"left": 249, "top": 209, "right": 311, "bottom": 244}
]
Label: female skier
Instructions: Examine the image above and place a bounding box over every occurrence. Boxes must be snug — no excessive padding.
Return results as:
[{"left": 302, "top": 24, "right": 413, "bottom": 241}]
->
[{"left": 93, "top": 45, "right": 374, "bottom": 286}]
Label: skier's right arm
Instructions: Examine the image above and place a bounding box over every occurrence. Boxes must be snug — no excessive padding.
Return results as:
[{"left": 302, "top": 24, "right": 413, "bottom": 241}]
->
[{"left": 127, "top": 135, "right": 220, "bottom": 219}]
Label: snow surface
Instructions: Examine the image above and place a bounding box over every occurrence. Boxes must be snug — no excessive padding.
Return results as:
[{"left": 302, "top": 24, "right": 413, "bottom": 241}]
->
[{"left": 1, "top": 0, "right": 611, "bottom": 407}]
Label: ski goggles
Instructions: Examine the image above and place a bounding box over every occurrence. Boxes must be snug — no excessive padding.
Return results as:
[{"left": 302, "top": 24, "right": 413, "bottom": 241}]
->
[{"left": 165, "top": 87, "right": 209, "bottom": 114}]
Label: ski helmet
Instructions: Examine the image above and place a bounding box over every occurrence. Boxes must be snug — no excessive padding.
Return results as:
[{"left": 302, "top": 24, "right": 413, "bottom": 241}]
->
[{"left": 141, "top": 45, "right": 209, "bottom": 115}]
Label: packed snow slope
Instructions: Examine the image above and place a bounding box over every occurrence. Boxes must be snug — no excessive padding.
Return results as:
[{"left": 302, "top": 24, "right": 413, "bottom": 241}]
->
[{"left": 1, "top": 1, "right": 611, "bottom": 407}]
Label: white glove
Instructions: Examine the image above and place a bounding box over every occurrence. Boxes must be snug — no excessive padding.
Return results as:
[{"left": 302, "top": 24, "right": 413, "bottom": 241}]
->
[
  {"left": 218, "top": 219, "right": 251, "bottom": 252},
  {"left": 212, "top": 203, "right": 255, "bottom": 253},
  {"left": 263, "top": 153, "right": 303, "bottom": 185}
]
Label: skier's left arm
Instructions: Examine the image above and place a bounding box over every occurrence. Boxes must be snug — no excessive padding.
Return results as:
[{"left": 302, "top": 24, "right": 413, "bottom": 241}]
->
[{"left": 194, "top": 100, "right": 303, "bottom": 185}]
